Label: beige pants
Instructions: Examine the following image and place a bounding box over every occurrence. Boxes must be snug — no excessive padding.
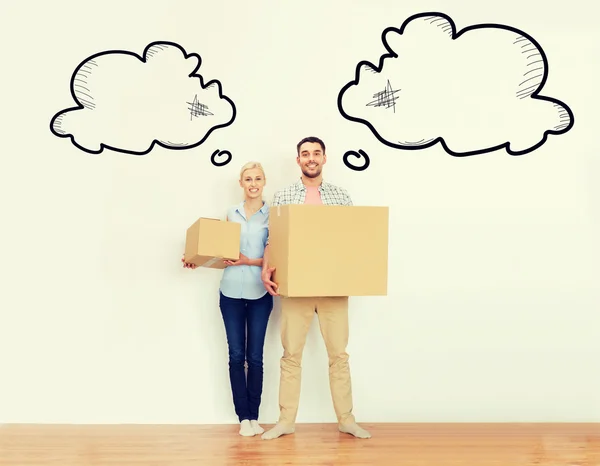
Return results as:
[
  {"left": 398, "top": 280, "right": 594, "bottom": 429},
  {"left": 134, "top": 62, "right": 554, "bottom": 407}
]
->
[{"left": 277, "top": 296, "right": 355, "bottom": 426}]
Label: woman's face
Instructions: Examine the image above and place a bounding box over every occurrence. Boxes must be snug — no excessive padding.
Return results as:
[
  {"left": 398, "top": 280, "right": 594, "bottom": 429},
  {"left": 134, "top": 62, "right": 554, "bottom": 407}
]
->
[{"left": 239, "top": 168, "right": 265, "bottom": 199}]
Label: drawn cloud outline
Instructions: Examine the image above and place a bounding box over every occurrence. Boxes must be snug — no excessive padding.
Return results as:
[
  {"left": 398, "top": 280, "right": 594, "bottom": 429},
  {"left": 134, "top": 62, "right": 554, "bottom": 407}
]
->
[
  {"left": 49, "top": 40, "right": 237, "bottom": 156},
  {"left": 336, "top": 11, "right": 575, "bottom": 157}
]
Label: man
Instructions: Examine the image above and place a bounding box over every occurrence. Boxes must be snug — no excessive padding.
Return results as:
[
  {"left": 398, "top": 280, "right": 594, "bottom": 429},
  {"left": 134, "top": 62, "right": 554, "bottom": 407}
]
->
[{"left": 260, "top": 136, "right": 371, "bottom": 440}]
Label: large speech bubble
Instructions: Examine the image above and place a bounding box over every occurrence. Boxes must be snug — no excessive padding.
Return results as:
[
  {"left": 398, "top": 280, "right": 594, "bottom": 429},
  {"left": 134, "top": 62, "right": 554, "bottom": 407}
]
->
[
  {"left": 50, "top": 41, "right": 236, "bottom": 158},
  {"left": 338, "top": 12, "right": 574, "bottom": 160}
]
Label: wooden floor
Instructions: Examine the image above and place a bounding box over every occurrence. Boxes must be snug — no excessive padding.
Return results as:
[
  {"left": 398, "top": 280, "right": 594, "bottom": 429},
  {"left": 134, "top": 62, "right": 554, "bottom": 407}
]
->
[{"left": 1, "top": 423, "right": 599, "bottom": 465}]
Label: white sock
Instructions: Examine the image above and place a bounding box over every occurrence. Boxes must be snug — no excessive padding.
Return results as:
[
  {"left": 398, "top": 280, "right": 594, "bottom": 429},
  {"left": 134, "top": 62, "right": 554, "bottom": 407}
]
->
[
  {"left": 261, "top": 422, "right": 295, "bottom": 440},
  {"left": 250, "top": 420, "right": 264, "bottom": 435},
  {"left": 339, "top": 422, "right": 371, "bottom": 439},
  {"left": 239, "top": 419, "right": 255, "bottom": 437}
]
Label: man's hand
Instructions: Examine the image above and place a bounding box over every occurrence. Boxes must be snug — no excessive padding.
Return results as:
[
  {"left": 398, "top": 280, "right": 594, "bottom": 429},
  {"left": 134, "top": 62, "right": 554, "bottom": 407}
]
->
[
  {"left": 181, "top": 253, "right": 198, "bottom": 269},
  {"left": 261, "top": 266, "right": 279, "bottom": 296},
  {"left": 224, "top": 253, "right": 250, "bottom": 267}
]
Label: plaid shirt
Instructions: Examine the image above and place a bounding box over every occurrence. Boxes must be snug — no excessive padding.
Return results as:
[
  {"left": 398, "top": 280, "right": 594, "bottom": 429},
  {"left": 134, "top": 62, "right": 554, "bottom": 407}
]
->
[
  {"left": 271, "top": 178, "right": 353, "bottom": 206},
  {"left": 266, "top": 178, "right": 352, "bottom": 245}
]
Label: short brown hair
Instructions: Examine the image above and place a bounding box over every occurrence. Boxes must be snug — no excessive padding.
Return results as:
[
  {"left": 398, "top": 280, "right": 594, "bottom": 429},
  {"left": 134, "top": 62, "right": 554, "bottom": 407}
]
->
[{"left": 296, "top": 136, "right": 325, "bottom": 154}]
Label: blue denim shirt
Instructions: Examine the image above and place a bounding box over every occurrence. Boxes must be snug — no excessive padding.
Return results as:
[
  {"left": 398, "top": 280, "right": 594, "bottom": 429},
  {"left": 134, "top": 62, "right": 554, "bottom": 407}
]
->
[{"left": 219, "top": 201, "right": 269, "bottom": 300}]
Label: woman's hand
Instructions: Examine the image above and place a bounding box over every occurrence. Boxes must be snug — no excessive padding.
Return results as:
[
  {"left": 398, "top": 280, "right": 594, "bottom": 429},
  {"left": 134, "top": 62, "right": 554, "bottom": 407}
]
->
[
  {"left": 224, "top": 253, "right": 251, "bottom": 267},
  {"left": 181, "top": 253, "right": 198, "bottom": 269}
]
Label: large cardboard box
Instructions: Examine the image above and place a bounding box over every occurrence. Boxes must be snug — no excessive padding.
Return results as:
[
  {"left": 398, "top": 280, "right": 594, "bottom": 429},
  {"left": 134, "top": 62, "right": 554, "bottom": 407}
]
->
[
  {"left": 184, "top": 217, "right": 240, "bottom": 269},
  {"left": 269, "top": 205, "right": 388, "bottom": 297}
]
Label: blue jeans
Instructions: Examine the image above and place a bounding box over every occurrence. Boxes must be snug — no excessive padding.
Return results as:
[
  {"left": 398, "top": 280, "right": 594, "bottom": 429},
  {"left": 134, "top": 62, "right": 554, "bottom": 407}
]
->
[{"left": 219, "top": 291, "right": 273, "bottom": 422}]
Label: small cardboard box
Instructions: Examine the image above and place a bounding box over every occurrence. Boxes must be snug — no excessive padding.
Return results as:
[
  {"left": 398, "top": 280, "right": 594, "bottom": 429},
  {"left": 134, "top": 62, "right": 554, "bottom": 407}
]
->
[
  {"left": 269, "top": 205, "right": 389, "bottom": 297},
  {"left": 184, "top": 217, "right": 240, "bottom": 269}
]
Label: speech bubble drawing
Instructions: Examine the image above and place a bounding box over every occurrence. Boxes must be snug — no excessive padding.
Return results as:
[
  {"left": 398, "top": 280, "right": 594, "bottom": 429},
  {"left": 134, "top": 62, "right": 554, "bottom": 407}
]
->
[
  {"left": 337, "top": 12, "right": 574, "bottom": 159},
  {"left": 343, "top": 149, "right": 371, "bottom": 171},
  {"left": 50, "top": 41, "right": 236, "bottom": 160}
]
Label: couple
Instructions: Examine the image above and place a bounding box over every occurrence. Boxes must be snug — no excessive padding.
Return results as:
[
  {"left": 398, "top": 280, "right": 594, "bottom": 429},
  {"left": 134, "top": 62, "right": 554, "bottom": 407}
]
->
[{"left": 183, "top": 136, "right": 371, "bottom": 440}]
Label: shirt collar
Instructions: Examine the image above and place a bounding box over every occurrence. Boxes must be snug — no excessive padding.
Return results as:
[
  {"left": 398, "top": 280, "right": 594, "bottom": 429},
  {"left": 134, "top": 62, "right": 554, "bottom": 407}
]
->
[
  {"left": 295, "top": 177, "right": 328, "bottom": 191},
  {"left": 236, "top": 200, "right": 268, "bottom": 216}
]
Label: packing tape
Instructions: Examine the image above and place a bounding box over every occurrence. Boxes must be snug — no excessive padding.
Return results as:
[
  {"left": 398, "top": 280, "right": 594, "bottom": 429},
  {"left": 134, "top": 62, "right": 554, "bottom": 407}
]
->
[{"left": 203, "top": 257, "right": 222, "bottom": 267}]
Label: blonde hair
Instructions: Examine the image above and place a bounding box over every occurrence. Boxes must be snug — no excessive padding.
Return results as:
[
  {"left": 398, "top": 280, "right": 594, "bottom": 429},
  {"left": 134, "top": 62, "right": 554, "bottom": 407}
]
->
[{"left": 239, "top": 161, "right": 266, "bottom": 180}]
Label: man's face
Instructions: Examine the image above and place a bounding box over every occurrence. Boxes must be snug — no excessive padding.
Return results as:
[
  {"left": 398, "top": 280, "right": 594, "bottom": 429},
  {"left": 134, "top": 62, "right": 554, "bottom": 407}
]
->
[{"left": 297, "top": 142, "right": 326, "bottom": 178}]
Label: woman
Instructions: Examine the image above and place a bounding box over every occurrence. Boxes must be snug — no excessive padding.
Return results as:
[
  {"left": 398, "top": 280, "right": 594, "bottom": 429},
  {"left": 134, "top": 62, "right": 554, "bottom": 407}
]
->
[{"left": 182, "top": 161, "right": 273, "bottom": 437}]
